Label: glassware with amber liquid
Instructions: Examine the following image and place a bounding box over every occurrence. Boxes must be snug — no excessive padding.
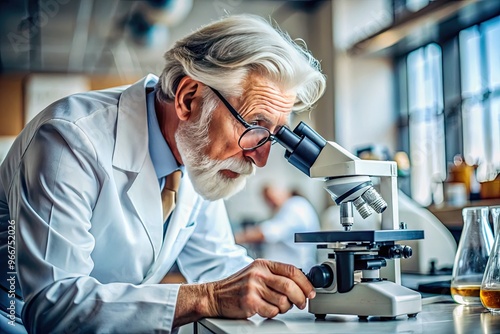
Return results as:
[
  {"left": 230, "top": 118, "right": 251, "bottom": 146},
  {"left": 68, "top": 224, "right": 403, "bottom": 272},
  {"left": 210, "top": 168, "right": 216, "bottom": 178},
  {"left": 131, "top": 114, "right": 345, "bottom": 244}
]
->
[
  {"left": 452, "top": 207, "right": 494, "bottom": 305},
  {"left": 481, "top": 206, "right": 500, "bottom": 313}
]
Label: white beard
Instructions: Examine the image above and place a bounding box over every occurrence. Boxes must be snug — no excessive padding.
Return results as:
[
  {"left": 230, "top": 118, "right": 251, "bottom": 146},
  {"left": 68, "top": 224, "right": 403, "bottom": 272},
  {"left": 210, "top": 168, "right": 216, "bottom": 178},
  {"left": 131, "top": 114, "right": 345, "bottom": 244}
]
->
[{"left": 175, "top": 94, "right": 256, "bottom": 201}]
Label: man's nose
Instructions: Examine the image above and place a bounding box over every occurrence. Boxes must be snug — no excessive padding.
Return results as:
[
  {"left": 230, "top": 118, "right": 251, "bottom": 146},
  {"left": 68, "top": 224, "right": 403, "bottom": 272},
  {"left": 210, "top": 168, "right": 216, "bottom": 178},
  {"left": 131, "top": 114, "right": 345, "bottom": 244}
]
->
[{"left": 243, "top": 142, "right": 272, "bottom": 167}]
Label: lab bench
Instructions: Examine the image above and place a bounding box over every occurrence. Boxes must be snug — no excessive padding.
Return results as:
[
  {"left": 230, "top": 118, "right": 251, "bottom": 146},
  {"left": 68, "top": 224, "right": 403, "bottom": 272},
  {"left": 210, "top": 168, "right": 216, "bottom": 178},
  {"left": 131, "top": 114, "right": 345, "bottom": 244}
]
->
[
  {"left": 195, "top": 297, "right": 499, "bottom": 334},
  {"left": 194, "top": 274, "right": 499, "bottom": 334}
]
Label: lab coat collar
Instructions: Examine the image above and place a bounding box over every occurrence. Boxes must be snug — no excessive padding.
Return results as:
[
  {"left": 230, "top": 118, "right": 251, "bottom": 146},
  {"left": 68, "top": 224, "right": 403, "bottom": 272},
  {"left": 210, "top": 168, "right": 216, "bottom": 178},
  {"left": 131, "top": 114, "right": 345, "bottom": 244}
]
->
[
  {"left": 146, "top": 88, "right": 181, "bottom": 180},
  {"left": 112, "top": 74, "right": 158, "bottom": 172}
]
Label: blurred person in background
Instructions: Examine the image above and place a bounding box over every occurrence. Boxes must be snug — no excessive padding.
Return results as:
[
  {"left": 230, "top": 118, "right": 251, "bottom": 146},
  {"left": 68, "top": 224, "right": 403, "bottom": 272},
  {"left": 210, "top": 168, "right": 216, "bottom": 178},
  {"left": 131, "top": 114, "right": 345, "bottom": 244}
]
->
[{"left": 235, "top": 184, "right": 320, "bottom": 270}]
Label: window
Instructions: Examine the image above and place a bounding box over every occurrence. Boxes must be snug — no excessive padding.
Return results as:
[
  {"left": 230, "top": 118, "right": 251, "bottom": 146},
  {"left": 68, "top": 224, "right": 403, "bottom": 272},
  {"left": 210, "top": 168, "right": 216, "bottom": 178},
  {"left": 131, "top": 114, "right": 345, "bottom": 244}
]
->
[
  {"left": 399, "top": 15, "right": 500, "bottom": 206},
  {"left": 406, "top": 44, "right": 446, "bottom": 206},
  {"left": 459, "top": 17, "right": 500, "bottom": 183}
]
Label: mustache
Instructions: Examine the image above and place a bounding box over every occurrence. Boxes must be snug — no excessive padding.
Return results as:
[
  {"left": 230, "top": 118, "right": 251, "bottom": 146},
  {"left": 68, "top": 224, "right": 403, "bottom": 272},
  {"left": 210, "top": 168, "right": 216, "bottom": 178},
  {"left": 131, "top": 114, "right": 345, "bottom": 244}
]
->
[{"left": 215, "top": 156, "right": 255, "bottom": 176}]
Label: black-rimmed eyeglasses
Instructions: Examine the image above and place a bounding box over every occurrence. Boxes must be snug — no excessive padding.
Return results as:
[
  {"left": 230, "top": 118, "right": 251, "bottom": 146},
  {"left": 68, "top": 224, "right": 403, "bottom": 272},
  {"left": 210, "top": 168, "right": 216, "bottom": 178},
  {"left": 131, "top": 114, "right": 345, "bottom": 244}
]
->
[{"left": 209, "top": 87, "right": 277, "bottom": 151}]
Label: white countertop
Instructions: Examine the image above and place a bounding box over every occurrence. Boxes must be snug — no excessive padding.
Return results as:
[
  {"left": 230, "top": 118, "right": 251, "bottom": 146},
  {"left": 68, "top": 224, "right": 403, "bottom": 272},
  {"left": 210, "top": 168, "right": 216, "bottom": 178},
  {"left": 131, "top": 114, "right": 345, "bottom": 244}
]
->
[{"left": 197, "top": 296, "right": 498, "bottom": 334}]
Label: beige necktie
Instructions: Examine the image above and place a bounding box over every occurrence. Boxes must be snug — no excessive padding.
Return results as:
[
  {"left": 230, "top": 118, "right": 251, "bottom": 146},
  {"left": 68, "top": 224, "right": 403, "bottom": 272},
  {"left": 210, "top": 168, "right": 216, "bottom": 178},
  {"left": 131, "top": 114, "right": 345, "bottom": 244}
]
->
[{"left": 161, "top": 170, "right": 181, "bottom": 222}]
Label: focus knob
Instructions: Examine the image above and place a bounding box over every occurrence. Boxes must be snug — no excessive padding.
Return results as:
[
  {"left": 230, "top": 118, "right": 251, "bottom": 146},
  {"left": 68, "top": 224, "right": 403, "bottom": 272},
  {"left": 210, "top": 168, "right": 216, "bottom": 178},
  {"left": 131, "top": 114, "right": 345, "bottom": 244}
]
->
[
  {"left": 402, "top": 245, "right": 412, "bottom": 258},
  {"left": 380, "top": 244, "right": 413, "bottom": 259},
  {"left": 306, "top": 264, "right": 334, "bottom": 288}
]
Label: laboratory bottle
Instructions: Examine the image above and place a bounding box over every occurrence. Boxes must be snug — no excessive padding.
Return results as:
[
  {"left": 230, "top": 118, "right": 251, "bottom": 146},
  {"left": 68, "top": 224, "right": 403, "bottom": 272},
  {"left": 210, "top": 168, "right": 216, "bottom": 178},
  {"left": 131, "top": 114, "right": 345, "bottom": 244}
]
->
[
  {"left": 451, "top": 206, "right": 494, "bottom": 305},
  {"left": 480, "top": 206, "right": 500, "bottom": 313}
]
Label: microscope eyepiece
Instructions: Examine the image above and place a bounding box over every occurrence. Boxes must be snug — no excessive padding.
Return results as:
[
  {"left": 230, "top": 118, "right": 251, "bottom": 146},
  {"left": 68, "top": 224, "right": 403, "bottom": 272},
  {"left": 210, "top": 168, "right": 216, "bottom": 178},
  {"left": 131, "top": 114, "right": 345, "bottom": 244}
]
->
[
  {"left": 274, "top": 126, "right": 300, "bottom": 152},
  {"left": 274, "top": 122, "right": 327, "bottom": 177}
]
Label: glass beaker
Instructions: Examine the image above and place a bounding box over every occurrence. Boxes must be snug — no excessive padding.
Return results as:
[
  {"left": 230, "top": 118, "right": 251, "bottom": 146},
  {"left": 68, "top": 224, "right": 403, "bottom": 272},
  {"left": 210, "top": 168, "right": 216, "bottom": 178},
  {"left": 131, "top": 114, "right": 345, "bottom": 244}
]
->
[
  {"left": 451, "top": 207, "right": 494, "bottom": 305},
  {"left": 493, "top": 206, "right": 500, "bottom": 237},
  {"left": 481, "top": 206, "right": 500, "bottom": 313}
]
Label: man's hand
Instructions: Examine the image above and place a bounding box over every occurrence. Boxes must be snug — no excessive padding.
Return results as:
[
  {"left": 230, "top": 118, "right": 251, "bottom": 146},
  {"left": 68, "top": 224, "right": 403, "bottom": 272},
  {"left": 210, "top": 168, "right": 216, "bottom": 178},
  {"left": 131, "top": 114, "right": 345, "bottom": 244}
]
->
[
  {"left": 209, "top": 259, "right": 315, "bottom": 318},
  {"left": 172, "top": 259, "right": 315, "bottom": 328}
]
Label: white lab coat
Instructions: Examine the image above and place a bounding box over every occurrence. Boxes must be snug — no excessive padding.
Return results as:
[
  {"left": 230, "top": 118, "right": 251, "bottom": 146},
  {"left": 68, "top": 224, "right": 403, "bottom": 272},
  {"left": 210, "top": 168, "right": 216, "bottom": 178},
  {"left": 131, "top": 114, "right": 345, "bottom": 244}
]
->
[{"left": 0, "top": 75, "right": 252, "bottom": 333}]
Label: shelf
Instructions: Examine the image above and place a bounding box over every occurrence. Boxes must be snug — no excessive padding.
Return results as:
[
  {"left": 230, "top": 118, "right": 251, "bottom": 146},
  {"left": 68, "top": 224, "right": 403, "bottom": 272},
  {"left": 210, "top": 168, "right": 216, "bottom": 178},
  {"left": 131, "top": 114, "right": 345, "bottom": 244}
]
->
[
  {"left": 348, "top": 0, "right": 500, "bottom": 57},
  {"left": 428, "top": 199, "right": 500, "bottom": 228}
]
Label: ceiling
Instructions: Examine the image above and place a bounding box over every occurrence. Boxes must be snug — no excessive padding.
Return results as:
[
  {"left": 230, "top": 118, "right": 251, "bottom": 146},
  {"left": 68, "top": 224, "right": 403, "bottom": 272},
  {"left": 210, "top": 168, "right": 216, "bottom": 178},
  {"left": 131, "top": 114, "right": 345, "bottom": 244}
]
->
[
  {"left": 1, "top": 0, "right": 131, "bottom": 73},
  {"left": 0, "top": 0, "right": 323, "bottom": 75},
  {"left": 0, "top": 0, "right": 191, "bottom": 74}
]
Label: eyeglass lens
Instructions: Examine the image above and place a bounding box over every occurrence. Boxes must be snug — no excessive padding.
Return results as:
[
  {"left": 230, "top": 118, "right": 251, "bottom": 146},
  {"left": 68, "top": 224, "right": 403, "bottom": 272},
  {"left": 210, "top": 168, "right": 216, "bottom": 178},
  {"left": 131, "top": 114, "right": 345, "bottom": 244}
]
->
[
  {"left": 208, "top": 86, "right": 277, "bottom": 150},
  {"left": 239, "top": 127, "right": 273, "bottom": 150}
]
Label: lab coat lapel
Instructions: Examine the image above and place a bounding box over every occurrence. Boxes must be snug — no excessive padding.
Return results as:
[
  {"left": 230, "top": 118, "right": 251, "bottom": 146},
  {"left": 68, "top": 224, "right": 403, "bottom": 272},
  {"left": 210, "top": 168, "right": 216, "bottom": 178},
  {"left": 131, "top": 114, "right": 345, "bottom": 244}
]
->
[
  {"left": 142, "top": 177, "right": 198, "bottom": 283},
  {"left": 112, "top": 74, "right": 157, "bottom": 173},
  {"left": 112, "top": 74, "right": 163, "bottom": 258},
  {"left": 126, "top": 161, "right": 163, "bottom": 259}
]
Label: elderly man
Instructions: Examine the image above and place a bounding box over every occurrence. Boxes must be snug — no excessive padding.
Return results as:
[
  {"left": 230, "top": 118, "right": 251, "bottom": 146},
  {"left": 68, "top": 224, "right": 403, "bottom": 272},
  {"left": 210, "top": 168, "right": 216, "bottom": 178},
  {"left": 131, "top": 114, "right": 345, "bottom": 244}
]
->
[{"left": 0, "top": 14, "right": 326, "bottom": 333}]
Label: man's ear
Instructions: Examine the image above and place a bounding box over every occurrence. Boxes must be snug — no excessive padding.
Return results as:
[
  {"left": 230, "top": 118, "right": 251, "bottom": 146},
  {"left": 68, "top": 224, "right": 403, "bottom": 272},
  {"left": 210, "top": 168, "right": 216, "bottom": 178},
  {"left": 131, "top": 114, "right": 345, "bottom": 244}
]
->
[{"left": 175, "top": 76, "right": 202, "bottom": 121}]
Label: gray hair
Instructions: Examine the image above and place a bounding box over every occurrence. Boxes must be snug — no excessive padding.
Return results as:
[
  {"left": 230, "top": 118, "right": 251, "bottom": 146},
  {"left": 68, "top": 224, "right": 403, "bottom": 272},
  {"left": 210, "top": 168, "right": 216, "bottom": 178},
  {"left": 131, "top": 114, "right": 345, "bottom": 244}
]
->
[{"left": 156, "top": 14, "right": 326, "bottom": 113}]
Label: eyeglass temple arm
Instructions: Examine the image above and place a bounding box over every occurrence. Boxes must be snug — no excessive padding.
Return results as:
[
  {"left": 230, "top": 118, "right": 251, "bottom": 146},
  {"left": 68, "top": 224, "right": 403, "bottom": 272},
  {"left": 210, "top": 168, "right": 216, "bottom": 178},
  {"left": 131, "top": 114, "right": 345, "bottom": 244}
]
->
[{"left": 209, "top": 87, "right": 250, "bottom": 127}]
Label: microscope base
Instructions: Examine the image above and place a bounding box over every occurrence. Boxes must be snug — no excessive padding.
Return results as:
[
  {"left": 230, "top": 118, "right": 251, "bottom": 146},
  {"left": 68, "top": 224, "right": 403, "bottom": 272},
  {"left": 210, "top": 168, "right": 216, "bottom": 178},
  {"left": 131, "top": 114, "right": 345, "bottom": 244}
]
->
[{"left": 309, "top": 280, "right": 422, "bottom": 319}]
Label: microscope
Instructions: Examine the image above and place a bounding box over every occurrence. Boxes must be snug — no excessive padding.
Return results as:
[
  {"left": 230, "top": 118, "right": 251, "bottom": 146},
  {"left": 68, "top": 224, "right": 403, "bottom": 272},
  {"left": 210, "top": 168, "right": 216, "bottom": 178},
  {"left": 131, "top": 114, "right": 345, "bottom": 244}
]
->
[{"left": 274, "top": 122, "right": 424, "bottom": 320}]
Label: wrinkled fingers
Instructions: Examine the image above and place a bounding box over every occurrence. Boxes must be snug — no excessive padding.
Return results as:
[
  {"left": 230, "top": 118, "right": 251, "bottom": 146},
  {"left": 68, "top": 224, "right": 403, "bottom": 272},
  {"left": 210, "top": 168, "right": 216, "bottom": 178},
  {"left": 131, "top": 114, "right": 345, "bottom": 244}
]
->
[
  {"left": 265, "top": 275, "right": 307, "bottom": 309},
  {"left": 267, "top": 261, "right": 315, "bottom": 299},
  {"left": 260, "top": 287, "right": 293, "bottom": 314},
  {"left": 247, "top": 296, "right": 281, "bottom": 318}
]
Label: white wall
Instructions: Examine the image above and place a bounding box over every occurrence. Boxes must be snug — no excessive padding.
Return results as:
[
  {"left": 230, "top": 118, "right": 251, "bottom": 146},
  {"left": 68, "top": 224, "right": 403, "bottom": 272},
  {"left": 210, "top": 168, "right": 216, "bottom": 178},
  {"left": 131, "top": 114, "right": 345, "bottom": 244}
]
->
[{"left": 332, "top": 0, "right": 397, "bottom": 153}]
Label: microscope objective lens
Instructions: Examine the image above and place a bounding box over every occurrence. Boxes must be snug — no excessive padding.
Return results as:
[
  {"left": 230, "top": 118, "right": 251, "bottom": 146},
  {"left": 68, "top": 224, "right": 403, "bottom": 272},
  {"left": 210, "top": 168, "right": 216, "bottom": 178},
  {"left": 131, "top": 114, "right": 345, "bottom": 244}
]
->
[
  {"left": 361, "top": 187, "right": 387, "bottom": 213},
  {"left": 353, "top": 197, "right": 373, "bottom": 219}
]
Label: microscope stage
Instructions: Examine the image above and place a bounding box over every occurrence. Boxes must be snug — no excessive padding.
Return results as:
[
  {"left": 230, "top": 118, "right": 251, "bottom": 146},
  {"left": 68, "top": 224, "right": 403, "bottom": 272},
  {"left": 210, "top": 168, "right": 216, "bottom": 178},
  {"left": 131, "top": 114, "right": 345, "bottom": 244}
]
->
[{"left": 295, "top": 230, "right": 424, "bottom": 243}]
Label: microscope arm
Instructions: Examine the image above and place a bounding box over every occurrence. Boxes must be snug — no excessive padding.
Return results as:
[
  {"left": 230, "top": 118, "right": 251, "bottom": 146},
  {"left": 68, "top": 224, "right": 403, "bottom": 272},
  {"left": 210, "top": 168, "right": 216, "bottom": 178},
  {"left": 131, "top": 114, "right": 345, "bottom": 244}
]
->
[{"left": 274, "top": 122, "right": 397, "bottom": 230}]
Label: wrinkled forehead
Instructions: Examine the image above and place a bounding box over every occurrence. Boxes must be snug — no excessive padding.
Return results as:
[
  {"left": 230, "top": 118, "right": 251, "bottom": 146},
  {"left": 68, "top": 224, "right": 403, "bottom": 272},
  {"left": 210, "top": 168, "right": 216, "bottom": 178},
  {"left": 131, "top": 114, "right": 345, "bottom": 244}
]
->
[
  {"left": 241, "top": 74, "right": 295, "bottom": 104},
  {"left": 238, "top": 74, "right": 296, "bottom": 123}
]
